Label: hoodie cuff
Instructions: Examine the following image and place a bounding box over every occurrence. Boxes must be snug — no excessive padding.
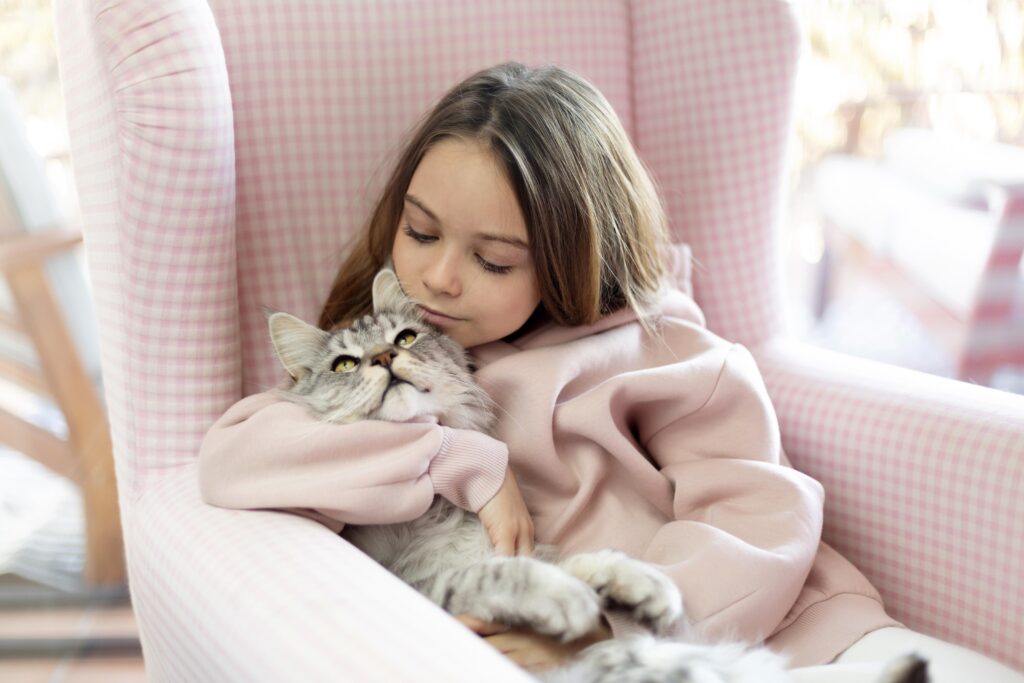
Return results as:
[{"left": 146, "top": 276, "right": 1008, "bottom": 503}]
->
[
  {"left": 430, "top": 427, "right": 509, "bottom": 512},
  {"left": 603, "top": 611, "right": 650, "bottom": 639}
]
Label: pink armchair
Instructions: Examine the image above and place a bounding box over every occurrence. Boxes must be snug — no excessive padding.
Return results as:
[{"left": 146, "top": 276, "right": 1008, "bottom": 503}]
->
[{"left": 54, "top": 0, "right": 1024, "bottom": 679}]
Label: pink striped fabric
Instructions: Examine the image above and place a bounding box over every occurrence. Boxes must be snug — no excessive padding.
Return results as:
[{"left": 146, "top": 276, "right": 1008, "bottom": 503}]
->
[
  {"left": 52, "top": 0, "right": 1024, "bottom": 677},
  {"left": 959, "top": 190, "right": 1024, "bottom": 384}
]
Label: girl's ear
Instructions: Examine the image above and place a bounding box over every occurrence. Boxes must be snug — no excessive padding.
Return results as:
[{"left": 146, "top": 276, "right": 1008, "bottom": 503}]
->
[
  {"left": 266, "top": 310, "right": 330, "bottom": 380},
  {"left": 372, "top": 268, "right": 417, "bottom": 315}
]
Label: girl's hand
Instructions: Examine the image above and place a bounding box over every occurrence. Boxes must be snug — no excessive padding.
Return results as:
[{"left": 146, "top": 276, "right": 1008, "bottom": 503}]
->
[
  {"left": 453, "top": 614, "right": 510, "bottom": 636},
  {"left": 477, "top": 466, "right": 534, "bottom": 556},
  {"left": 456, "top": 617, "right": 612, "bottom": 674}
]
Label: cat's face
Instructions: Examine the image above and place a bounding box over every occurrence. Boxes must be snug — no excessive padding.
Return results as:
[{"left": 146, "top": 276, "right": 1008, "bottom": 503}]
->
[{"left": 267, "top": 270, "right": 492, "bottom": 430}]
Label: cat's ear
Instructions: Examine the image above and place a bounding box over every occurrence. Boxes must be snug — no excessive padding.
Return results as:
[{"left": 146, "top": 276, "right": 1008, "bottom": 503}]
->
[
  {"left": 266, "top": 310, "right": 330, "bottom": 381},
  {"left": 372, "top": 268, "right": 416, "bottom": 315}
]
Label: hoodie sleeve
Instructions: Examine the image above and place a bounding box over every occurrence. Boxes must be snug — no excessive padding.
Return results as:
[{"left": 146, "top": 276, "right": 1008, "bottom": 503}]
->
[
  {"left": 197, "top": 391, "right": 508, "bottom": 531},
  {"left": 636, "top": 344, "right": 825, "bottom": 644}
]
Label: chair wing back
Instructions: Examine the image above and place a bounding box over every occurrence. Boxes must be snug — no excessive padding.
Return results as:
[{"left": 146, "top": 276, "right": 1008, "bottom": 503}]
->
[
  {"left": 55, "top": 0, "right": 798, "bottom": 490},
  {"left": 633, "top": 1, "right": 799, "bottom": 346},
  {"left": 56, "top": 0, "right": 237, "bottom": 501}
]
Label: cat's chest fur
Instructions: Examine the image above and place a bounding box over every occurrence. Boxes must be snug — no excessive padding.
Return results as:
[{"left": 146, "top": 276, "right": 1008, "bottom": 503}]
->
[{"left": 341, "top": 498, "right": 493, "bottom": 597}]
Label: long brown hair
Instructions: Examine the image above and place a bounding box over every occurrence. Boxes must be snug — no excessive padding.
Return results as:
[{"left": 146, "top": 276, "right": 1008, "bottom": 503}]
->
[{"left": 319, "top": 62, "right": 669, "bottom": 333}]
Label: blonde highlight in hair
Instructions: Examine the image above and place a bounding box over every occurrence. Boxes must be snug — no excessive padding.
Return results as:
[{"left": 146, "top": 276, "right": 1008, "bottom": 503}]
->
[{"left": 319, "top": 62, "right": 669, "bottom": 333}]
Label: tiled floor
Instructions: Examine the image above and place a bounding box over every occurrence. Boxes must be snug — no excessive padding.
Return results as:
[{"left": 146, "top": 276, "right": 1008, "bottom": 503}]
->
[{"left": 0, "top": 575, "right": 145, "bottom": 682}]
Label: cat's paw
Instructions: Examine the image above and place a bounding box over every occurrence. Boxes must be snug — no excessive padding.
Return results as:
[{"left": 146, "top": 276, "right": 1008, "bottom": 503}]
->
[
  {"left": 560, "top": 550, "right": 683, "bottom": 634},
  {"left": 442, "top": 557, "right": 602, "bottom": 642},
  {"left": 514, "top": 560, "right": 603, "bottom": 642}
]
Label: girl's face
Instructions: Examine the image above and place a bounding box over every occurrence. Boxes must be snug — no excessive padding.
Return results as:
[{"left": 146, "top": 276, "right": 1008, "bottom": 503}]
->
[{"left": 391, "top": 137, "right": 541, "bottom": 349}]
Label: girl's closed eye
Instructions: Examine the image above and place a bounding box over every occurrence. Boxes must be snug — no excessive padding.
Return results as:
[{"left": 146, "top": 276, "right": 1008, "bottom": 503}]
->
[
  {"left": 402, "top": 224, "right": 514, "bottom": 275},
  {"left": 475, "top": 254, "right": 513, "bottom": 275},
  {"left": 402, "top": 224, "right": 436, "bottom": 244}
]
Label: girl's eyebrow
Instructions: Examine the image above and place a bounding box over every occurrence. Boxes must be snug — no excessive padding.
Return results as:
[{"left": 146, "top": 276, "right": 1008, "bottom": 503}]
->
[{"left": 404, "top": 194, "right": 529, "bottom": 250}]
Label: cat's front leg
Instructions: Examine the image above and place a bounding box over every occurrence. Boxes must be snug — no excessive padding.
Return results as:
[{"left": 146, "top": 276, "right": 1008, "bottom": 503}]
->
[
  {"left": 438, "top": 556, "right": 602, "bottom": 642},
  {"left": 559, "top": 550, "right": 683, "bottom": 634}
]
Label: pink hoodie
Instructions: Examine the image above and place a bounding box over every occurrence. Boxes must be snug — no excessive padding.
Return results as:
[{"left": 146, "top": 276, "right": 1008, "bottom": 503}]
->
[{"left": 197, "top": 285, "right": 898, "bottom": 667}]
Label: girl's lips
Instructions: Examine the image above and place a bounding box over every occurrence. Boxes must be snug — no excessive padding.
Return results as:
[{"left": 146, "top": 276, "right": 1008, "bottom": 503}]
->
[{"left": 417, "top": 304, "right": 463, "bottom": 325}]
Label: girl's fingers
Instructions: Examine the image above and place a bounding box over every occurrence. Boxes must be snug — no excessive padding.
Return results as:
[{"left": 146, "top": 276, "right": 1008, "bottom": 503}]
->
[
  {"left": 493, "top": 534, "right": 514, "bottom": 557},
  {"left": 517, "top": 532, "right": 534, "bottom": 556},
  {"left": 454, "top": 614, "right": 509, "bottom": 636},
  {"left": 484, "top": 630, "right": 566, "bottom": 670}
]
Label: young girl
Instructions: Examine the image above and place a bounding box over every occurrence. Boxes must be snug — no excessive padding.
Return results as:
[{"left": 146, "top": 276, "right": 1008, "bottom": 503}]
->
[{"left": 198, "top": 62, "right": 1022, "bottom": 682}]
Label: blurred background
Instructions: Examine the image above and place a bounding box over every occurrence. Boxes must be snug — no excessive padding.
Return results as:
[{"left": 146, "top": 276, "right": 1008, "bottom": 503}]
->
[
  {"left": 1, "top": 0, "right": 140, "bottom": 680},
  {"left": 784, "top": 0, "right": 1024, "bottom": 392},
  {"left": 0, "top": 0, "right": 1022, "bottom": 680}
]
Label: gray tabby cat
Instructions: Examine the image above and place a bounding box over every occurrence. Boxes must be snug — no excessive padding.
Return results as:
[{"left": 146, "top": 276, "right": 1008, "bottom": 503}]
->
[{"left": 265, "top": 269, "right": 927, "bottom": 683}]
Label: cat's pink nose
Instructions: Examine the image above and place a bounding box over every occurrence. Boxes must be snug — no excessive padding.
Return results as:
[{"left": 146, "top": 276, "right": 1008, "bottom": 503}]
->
[{"left": 371, "top": 350, "right": 396, "bottom": 368}]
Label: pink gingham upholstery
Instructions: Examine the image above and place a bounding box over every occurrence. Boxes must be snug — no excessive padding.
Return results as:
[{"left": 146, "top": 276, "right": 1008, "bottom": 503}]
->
[
  {"left": 759, "top": 341, "right": 1024, "bottom": 671},
  {"left": 53, "top": 0, "right": 1024, "bottom": 678}
]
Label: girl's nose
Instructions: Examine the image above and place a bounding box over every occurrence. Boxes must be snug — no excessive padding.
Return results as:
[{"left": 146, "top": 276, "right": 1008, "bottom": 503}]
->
[{"left": 422, "top": 251, "right": 462, "bottom": 297}]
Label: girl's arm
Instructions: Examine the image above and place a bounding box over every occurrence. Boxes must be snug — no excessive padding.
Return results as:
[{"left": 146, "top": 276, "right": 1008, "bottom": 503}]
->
[
  {"left": 636, "top": 344, "right": 825, "bottom": 644},
  {"left": 197, "top": 390, "right": 509, "bottom": 530}
]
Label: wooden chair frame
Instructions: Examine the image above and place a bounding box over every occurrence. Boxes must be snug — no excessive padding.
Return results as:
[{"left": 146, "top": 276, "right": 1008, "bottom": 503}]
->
[{"left": 0, "top": 189, "right": 124, "bottom": 587}]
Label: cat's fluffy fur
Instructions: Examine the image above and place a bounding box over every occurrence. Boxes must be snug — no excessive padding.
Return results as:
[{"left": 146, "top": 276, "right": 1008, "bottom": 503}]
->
[{"left": 266, "top": 269, "right": 927, "bottom": 683}]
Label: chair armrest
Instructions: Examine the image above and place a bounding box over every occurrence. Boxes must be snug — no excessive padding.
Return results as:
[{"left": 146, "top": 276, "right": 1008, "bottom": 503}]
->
[
  {"left": 127, "top": 467, "right": 531, "bottom": 683},
  {"left": 755, "top": 339, "right": 1024, "bottom": 671},
  {"left": 0, "top": 228, "right": 82, "bottom": 271}
]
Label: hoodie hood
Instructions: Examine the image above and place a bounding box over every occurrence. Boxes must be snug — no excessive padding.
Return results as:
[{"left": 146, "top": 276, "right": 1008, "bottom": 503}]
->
[
  {"left": 504, "top": 285, "right": 706, "bottom": 352},
  {"left": 472, "top": 242, "right": 702, "bottom": 355}
]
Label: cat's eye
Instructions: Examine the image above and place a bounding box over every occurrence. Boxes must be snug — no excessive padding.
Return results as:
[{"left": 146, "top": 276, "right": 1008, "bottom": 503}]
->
[
  {"left": 395, "top": 329, "right": 418, "bottom": 348},
  {"left": 332, "top": 355, "right": 359, "bottom": 373}
]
